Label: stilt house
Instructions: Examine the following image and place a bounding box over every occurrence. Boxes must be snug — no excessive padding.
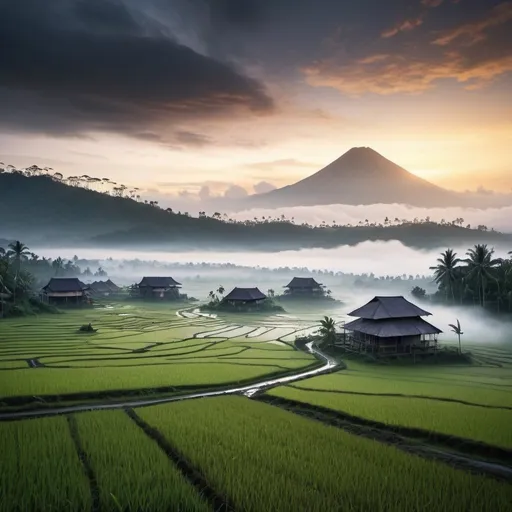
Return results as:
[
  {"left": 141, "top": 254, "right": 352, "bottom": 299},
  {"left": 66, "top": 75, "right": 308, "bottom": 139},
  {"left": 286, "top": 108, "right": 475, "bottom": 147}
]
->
[
  {"left": 89, "top": 280, "right": 120, "bottom": 296},
  {"left": 138, "top": 277, "right": 181, "bottom": 300},
  {"left": 222, "top": 287, "right": 266, "bottom": 307},
  {"left": 284, "top": 277, "right": 324, "bottom": 296},
  {"left": 342, "top": 296, "right": 441, "bottom": 356},
  {"left": 42, "top": 278, "right": 89, "bottom": 304}
]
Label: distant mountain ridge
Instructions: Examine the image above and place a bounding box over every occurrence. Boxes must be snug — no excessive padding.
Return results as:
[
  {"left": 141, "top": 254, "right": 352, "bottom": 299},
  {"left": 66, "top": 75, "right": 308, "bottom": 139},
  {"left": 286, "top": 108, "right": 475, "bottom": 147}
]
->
[
  {"left": 245, "top": 147, "right": 503, "bottom": 208},
  {"left": 1, "top": 171, "right": 511, "bottom": 251}
]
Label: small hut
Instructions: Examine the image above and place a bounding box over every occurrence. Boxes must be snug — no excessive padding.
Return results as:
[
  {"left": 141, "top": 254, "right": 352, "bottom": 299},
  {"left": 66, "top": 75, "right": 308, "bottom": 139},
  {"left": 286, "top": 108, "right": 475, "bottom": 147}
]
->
[
  {"left": 89, "top": 280, "right": 120, "bottom": 297},
  {"left": 138, "top": 277, "right": 181, "bottom": 300},
  {"left": 222, "top": 287, "right": 266, "bottom": 307},
  {"left": 342, "top": 296, "right": 441, "bottom": 356},
  {"left": 284, "top": 277, "right": 324, "bottom": 297},
  {"left": 42, "top": 278, "right": 89, "bottom": 304}
]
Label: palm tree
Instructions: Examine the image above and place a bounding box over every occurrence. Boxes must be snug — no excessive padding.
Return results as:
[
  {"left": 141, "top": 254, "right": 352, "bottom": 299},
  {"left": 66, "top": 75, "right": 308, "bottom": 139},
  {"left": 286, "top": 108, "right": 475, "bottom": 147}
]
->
[
  {"left": 429, "top": 249, "right": 461, "bottom": 301},
  {"left": 448, "top": 319, "right": 463, "bottom": 355},
  {"left": 52, "top": 257, "right": 64, "bottom": 276},
  {"left": 217, "top": 285, "right": 225, "bottom": 296},
  {"left": 6, "top": 241, "right": 30, "bottom": 274},
  {"left": 318, "top": 316, "right": 337, "bottom": 347},
  {"left": 464, "top": 244, "right": 501, "bottom": 307}
]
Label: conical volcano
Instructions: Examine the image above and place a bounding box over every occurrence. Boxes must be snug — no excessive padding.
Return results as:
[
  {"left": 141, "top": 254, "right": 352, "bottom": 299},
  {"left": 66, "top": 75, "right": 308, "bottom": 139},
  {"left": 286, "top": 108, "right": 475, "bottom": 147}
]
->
[{"left": 247, "top": 147, "right": 458, "bottom": 207}]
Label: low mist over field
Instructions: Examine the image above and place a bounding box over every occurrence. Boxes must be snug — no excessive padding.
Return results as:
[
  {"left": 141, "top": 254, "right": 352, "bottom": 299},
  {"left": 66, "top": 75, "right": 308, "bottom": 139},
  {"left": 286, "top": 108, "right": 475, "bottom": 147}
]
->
[{"left": 35, "top": 241, "right": 512, "bottom": 278}]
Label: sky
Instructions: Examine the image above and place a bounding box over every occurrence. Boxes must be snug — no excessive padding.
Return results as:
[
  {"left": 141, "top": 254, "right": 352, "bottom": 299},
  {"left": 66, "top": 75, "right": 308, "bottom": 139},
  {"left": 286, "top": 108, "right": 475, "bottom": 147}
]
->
[{"left": 1, "top": 0, "right": 511, "bottom": 202}]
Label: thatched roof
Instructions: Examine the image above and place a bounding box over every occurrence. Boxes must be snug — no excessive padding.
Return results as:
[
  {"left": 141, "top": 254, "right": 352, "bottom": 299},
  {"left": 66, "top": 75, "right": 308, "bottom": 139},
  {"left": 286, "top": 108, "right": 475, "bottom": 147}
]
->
[
  {"left": 43, "top": 278, "right": 88, "bottom": 292},
  {"left": 105, "top": 279, "right": 120, "bottom": 291},
  {"left": 285, "top": 277, "right": 322, "bottom": 289},
  {"left": 348, "top": 296, "right": 431, "bottom": 320},
  {"left": 138, "top": 277, "right": 181, "bottom": 288},
  {"left": 90, "top": 280, "right": 119, "bottom": 292},
  {"left": 344, "top": 317, "right": 442, "bottom": 338},
  {"left": 223, "top": 287, "right": 266, "bottom": 302}
]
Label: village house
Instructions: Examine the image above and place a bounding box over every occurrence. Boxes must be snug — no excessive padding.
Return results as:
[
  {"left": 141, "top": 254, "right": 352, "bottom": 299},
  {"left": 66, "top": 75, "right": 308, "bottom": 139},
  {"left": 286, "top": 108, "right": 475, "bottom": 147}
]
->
[
  {"left": 284, "top": 277, "right": 324, "bottom": 297},
  {"left": 341, "top": 296, "right": 441, "bottom": 357},
  {"left": 42, "top": 278, "right": 89, "bottom": 305},
  {"left": 89, "top": 279, "right": 121, "bottom": 297},
  {"left": 138, "top": 276, "right": 181, "bottom": 300},
  {"left": 222, "top": 287, "right": 267, "bottom": 308}
]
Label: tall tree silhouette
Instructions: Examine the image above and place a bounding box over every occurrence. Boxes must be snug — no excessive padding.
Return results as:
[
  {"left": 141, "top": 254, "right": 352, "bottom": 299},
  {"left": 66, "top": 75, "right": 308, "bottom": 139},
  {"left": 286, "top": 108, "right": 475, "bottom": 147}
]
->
[
  {"left": 430, "top": 249, "right": 461, "bottom": 301},
  {"left": 464, "top": 244, "right": 500, "bottom": 307},
  {"left": 6, "top": 241, "right": 30, "bottom": 274}
]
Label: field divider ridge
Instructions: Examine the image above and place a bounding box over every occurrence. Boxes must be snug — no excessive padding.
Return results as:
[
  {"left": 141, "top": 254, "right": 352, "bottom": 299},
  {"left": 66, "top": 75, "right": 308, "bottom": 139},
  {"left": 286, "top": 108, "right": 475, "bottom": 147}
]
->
[
  {"left": 66, "top": 415, "right": 101, "bottom": 512},
  {"left": 125, "top": 407, "right": 236, "bottom": 512},
  {"left": 256, "top": 394, "right": 512, "bottom": 483}
]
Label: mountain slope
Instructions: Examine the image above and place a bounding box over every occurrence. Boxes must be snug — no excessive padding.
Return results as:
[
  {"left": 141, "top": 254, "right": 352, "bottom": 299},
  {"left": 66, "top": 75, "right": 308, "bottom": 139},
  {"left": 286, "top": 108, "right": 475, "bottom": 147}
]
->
[
  {"left": 247, "top": 147, "right": 460, "bottom": 208},
  {"left": 1, "top": 172, "right": 510, "bottom": 251}
]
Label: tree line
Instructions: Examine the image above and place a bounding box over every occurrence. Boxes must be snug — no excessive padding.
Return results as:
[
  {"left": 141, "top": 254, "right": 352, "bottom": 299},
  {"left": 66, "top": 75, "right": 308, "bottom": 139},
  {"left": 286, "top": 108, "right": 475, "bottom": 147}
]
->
[
  {"left": 0, "top": 164, "right": 492, "bottom": 231},
  {"left": 0, "top": 241, "right": 107, "bottom": 316},
  {"left": 428, "top": 244, "right": 512, "bottom": 312}
]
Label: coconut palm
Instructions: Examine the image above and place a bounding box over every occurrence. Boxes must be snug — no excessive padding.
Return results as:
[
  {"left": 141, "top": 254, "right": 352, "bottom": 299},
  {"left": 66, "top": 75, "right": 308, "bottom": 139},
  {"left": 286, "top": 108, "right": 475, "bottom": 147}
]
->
[
  {"left": 448, "top": 319, "right": 463, "bottom": 355},
  {"left": 318, "top": 316, "right": 337, "bottom": 347},
  {"left": 464, "top": 244, "right": 501, "bottom": 307},
  {"left": 6, "top": 241, "right": 30, "bottom": 273},
  {"left": 429, "top": 249, "right": 461, "bottom": 301}
]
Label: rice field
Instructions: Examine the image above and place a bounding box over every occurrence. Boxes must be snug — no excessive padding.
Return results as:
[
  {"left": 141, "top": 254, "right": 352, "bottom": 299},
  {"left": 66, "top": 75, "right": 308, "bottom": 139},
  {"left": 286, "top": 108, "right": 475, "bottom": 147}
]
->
[
  {"left": 268, "top": 351, "right": 512, "bottom": 449},
  {"left": 0, "top": 417, "right": 91, "bottom": 512},
  {"left": 0, "top": 302, "right": 315, "bottom": 402},
  {"left": 1, "top": 304, "right": 512, "bottom": 511},
  {"left": 75, "top": 411, "right": 209, "bottom": 511},
  {"left": 138, "top": 396, "right": 512, "bottom": 512}
]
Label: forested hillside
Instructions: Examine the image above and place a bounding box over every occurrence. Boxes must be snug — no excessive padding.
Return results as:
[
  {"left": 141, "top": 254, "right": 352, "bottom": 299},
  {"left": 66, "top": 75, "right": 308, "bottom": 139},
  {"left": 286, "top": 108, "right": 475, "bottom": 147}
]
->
[{"left": 1, "top": 172, "right": 511, "bottom": 251}]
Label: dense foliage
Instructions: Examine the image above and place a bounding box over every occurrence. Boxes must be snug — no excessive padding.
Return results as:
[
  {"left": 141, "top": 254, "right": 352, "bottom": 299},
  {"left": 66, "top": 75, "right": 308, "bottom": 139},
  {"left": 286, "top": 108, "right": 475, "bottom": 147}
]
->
[{"left": 430, "top": 245, "right": 512, "bottom": 312}]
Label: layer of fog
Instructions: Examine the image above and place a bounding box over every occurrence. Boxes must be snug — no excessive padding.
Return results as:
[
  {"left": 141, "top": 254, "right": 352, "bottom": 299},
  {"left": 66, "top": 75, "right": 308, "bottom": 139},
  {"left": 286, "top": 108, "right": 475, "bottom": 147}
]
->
[
  {"left": 36, "top": 240, "right": 464, "bottom": 277},
  {"left": 36, "top": 241, "right": 511, "bottom": 278},
  {"left": 229, "top": 203, "right": 512, "bottom": 233}
]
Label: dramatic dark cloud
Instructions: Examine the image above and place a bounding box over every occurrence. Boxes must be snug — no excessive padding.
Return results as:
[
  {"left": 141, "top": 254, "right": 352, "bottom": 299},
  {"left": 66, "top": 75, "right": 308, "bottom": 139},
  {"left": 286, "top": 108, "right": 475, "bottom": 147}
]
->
[
  {"left": 304, "top": 1, "right": 512, "bottom": 94},
  {"left": 0, "top": 0, "right": 273, "bottom": 142}
]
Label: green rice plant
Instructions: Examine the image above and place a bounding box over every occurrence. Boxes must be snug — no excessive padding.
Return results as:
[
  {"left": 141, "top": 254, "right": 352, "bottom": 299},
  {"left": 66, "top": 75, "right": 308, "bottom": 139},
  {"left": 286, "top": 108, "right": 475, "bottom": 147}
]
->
[
  {"left": 0, "top": 304, "right": 315, "bottom": 400},
  {"left": 0, "top": 363, "right": 291, "bottom": 398},
  {"left": 139, "top": 396, "right": 512, "bottom": 512},
  {"left": 75, "top": 410, "right": 209, "bottom": 512},
  {"left": 269, "top": 385, "right": 512, "bottom": 448},
  {"left": 0, "top": 417, "right": 91, "bottom": 512},
  {"left": 292, "top": 364, "right": 512, "bottom": 408}
]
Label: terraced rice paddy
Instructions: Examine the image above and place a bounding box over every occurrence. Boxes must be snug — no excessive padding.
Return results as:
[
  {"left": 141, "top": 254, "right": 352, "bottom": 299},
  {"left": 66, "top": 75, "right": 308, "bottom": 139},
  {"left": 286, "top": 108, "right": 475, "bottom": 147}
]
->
[
  {"left": 0, "top": 303, "right": 315, "bottom": 403},
  {"left": 1, "top": 305, "right": 512, "bottom": 511},
  {"left": 269, "top": 350, "right": 512, "bottom": 449}
]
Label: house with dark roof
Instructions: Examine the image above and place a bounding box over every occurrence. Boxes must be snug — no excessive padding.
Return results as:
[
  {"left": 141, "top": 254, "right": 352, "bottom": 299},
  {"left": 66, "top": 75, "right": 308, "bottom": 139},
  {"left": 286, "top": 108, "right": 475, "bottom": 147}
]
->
[
  {"left": 222, "top": 287, "right": 266, "bottom": 307},
  {"left": 284, "top": 277, "right": 324, "bottom": 297},
  {"left": 138, "top": 276, "right": 181, "bottom": 300},
  {"left": 42, "top": 278, "right": 89, "bottom": 304},
  {"left": 341, "top": 296, "right": 441, "bottom": 357},
  {"left": 89, "top": 280, "right": 121, "bottom": 296}
]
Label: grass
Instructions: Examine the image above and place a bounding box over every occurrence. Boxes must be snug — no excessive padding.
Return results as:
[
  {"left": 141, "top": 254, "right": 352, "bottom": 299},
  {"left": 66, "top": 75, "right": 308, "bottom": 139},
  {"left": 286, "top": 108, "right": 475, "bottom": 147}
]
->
[
  {"left": 75, "top": 410, "right": 209, "bottom": 512},
  {"left": 0, "top": 302, "right": 315, "bottom": 402},
  {"left": 269, "top": 385, "right": 512, "bottom": 449},
  {"left": 138, "top": 396, "right": 512, "bottom": 512},
  {"left": 0, "top": 417, "right": 91, "bottom": 512},
  {"left": 290, "top": 358, "right": 512, "bottom": 407},
  {"left": 265, "top": 351, "right": 512, "bottom": 448}
]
